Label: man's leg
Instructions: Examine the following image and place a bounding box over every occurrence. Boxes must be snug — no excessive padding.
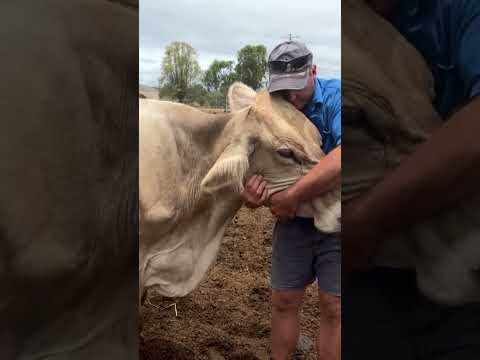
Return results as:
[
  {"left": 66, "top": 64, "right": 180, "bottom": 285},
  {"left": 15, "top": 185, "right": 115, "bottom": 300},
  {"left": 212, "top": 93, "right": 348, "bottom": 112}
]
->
[
  {"left": 270, "top": 218, "right": 316, "bottom": 360},
  {"left": 271, "top": 288, "right": 306, "bottom": 360},
  {"left": 317, "top": 290, "right": 341, "bottom": 360},
  {"left": 314, "top": 233, "right": 342, "bottom": 360}
]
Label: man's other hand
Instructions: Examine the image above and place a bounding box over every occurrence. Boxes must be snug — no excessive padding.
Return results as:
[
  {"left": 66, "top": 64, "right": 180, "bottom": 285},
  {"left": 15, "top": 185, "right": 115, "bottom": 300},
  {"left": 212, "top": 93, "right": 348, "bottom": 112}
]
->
[{"left": 241, "top": 175, "right": 268, "bottom": 208}]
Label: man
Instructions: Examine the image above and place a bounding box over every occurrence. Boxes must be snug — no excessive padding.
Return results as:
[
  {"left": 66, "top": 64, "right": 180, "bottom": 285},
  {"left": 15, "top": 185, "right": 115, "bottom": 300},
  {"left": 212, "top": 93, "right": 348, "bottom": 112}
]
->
[
  {"left": 241, "top": 41, "right": 341, "bottom": 360},
  {"left": 343, "top": 1, "right": 480, "bottom": 359}
]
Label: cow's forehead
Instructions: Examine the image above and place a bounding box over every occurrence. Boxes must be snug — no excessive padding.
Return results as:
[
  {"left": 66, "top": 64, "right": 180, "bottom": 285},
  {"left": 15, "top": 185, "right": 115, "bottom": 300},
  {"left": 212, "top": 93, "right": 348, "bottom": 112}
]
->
[{"left": 251, "top": 90, "right": 320, "bottom": 142}]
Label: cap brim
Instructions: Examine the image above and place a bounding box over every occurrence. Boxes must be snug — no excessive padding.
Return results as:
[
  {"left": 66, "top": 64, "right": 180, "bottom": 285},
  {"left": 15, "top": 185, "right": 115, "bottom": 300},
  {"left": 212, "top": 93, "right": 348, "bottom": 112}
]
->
[{"left": 268, "top": 69, "right": 309, "bottom": 93}]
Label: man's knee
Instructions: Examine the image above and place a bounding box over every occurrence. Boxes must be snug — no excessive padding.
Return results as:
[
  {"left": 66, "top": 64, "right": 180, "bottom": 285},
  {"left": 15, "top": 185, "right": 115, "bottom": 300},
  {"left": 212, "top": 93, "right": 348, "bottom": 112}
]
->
[
  {"left": 272, "top": 289, "right": 305, "bottom": 316},
  {"left": 319, "top": 291, "right": 341, "bottom": 326}
]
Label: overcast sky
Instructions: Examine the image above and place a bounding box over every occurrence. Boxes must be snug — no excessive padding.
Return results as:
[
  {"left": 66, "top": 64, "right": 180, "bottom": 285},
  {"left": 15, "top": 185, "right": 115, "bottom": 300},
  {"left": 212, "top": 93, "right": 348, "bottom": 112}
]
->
[{"left": 140, "top": 0, "right": 341, "bottom": 87}]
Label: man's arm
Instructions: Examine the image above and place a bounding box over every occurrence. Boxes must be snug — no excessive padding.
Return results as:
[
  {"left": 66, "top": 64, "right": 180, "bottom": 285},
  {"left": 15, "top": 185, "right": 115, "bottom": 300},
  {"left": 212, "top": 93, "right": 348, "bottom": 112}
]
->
[
  {"left": 347, "top": 95, "right": 480, "bottom": 234},
  {"left": 343, "top": 96, "right": 480, "bottom": 270},
  {"left": 268, "top": 146, "right": 341, "bottom": 219},
  {"left": 347, "top": 0, "right": 480, "bottom": 233},
  {"left": 288, "top": 145, "right": 341, "bottom": 202}
]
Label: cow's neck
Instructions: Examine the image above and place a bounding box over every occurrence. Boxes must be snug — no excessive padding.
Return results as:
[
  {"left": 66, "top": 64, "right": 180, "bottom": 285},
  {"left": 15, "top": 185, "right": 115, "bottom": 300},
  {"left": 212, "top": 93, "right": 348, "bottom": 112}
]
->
[
  {"left": 172, "top": 108, "right": 246, "bottom": 219},
  {"left": 189, "top": 110, "right": 242, "bottom": 158},
  {"left": 141, "top": 109, "right": 247, "bottom": 297},
  {"left": 184, "top": 108, "right": 246, "bottom": 177}
]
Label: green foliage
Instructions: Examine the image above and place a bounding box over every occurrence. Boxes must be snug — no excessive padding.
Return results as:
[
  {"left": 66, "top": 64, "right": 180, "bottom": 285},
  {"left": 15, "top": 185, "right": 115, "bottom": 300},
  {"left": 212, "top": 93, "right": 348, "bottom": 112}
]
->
[
  {"left": 234, "top": 45, "right": 267, "bottom": 90},
  {"left": 158, "top": 80, "right": 176, "bottom": 100},
  {"left": 160, "top": 41, "right": 201, "bottom": 103},
  {"left": 184, "top": 83, "right": 208, "bottom": 106},
  {"left": 155, "top": 42, "right": 267, "bottom": 107},
  {"left": 202, "top": 60, "right": 237, "bottom": 108},
  {"left": 203, "top": 60, "right": 236, "bottom": 92}
]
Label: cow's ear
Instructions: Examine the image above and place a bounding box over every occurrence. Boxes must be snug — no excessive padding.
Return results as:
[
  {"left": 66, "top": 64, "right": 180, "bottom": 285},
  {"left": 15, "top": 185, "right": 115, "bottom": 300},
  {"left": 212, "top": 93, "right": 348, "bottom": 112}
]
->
[
  {"left": 201, "top": 137, "right": 253, "bottom": 193},
  {"left": 228, "top": 82, "right": 256, "bottom": 112}
]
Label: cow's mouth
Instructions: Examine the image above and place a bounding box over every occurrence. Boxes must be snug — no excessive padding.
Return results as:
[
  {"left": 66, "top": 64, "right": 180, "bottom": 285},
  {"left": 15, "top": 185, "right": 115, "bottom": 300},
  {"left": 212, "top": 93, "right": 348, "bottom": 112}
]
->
[
  {"left": 264, "top": 176, "right": 299, "bottom": 198},
  {"left": 262, "top": 161, "right": 316, "bottom": 198}
]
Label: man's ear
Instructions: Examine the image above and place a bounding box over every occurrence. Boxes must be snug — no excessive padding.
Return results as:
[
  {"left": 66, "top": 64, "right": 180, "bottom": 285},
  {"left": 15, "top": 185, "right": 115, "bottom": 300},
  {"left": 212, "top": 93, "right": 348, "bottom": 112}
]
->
[
  {"left": 228, "top": 82, "right": 256, "bottom": 112},
  {"left": 201, "top": 136, "right": 254, "bottom": 194}
]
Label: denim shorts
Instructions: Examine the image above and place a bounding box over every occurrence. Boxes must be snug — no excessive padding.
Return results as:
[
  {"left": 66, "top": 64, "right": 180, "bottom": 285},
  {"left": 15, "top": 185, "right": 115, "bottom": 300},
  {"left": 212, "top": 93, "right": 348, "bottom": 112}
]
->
[{"left": 271, "top": 217, "right": 341, "bottom": 296}]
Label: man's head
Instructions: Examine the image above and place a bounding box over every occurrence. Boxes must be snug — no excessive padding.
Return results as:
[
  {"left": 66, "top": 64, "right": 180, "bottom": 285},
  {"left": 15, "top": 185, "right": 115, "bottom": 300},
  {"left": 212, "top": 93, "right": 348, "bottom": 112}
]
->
[{"left": 267, "top": 41, "right": 317, "bottom": 110}]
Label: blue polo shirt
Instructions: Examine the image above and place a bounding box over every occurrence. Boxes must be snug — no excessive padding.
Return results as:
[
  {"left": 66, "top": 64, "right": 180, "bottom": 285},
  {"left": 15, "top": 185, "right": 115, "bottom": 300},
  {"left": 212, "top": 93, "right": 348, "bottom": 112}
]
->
[
  {"left": 392, "top": 0, "right": 480, "bottom": 119},
  {"left": 302, "top": 78, "right": 341, "bottom": 154}
]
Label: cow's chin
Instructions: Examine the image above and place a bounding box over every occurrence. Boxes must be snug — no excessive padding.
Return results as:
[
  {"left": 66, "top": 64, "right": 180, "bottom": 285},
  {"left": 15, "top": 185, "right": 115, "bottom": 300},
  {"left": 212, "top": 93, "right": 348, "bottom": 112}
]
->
[
  {"left": 263, "top": 165, "right": 314, "bottom": 196},
  {"left": 264, "top": 176, "right": 300, "bottom": 197}
]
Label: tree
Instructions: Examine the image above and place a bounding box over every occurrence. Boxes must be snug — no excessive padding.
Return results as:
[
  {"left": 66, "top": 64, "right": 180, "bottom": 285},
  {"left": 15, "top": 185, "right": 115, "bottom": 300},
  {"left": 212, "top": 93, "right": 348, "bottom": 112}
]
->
[
  {"left": 202, "top": 59, "right": 237, "bottom": 108},
  {"left": 203, "top": 60, "right": 235, "bottom": 92},
  {"left": 184, "top": 83, "right": 208, "bottom": 106},
  {"left": 158, "top": 78, "right": 176, "bottom": 100},
  {"left": 234, "top": 45, "right": 267, "bottom": 90},
  {"left": 159, "top": 42, "right": 201, "bottom": 103}
]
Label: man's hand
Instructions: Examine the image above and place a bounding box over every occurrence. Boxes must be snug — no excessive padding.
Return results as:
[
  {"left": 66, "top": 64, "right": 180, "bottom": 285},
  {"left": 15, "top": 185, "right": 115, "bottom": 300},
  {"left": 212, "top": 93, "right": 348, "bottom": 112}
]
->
[
  {"left": 241, "top": 175, "right": 268, "bottom": 209},
  {"left": 269, "top": 188, "right": 299, "bottom": 220},
  {"left": 342, "top": 196, "right": 383, "bottom": 272}
]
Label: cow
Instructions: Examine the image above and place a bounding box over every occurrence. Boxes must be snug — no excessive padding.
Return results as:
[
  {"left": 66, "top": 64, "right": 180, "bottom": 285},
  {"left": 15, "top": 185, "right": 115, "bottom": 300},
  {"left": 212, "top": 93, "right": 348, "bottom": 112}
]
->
[
  {"left": 342, "top": 0, "right": 480, "bottom": 304},
  {"left": 139, "top": 82, "right": 341, "bottom": 300},
  {"left": 0, "top": 1, "right": 138, "bottom": 358}
]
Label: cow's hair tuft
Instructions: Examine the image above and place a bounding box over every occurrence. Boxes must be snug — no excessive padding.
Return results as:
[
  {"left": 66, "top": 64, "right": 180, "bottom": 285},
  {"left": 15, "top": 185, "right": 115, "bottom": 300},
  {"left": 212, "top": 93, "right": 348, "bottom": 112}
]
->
[{"left": 200, "top": 153, "right": 250, "bottom": 194}]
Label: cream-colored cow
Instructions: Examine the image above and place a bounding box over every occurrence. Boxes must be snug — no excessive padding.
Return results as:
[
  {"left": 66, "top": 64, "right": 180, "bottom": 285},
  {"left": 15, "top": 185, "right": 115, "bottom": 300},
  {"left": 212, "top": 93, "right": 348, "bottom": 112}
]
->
[{"left": 139, "top": 82, "right": 340, "bottom": 299}]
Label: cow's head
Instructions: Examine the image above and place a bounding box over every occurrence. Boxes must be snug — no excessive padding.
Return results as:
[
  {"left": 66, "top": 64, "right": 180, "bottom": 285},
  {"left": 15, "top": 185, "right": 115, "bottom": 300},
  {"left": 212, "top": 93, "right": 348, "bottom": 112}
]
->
[{"left": 201, "top": 82, "right": 324, "bottom": 198}]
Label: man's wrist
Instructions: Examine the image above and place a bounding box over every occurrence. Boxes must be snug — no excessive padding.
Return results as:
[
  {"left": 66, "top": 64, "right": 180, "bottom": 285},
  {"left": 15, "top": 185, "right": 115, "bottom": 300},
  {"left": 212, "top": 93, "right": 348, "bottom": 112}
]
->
[
  {"left": 286, "top": 185, "right": 301, "bottom": 205},
  {"left": 360, "top": 192, "right": 389, "bottom": 233}
]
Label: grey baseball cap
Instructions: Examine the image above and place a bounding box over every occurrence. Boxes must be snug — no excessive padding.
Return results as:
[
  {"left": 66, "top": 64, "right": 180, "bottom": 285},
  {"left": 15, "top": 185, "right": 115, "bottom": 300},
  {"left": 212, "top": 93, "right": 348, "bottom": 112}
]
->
[{"left": 267, "top": 41, "right": 313, "bottom": 93}]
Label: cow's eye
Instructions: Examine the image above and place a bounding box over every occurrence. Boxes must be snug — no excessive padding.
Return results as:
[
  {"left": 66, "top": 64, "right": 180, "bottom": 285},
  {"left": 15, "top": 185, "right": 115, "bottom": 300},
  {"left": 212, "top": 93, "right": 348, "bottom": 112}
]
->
[{"left": 277, "top": 147, "right": 295, "bottom": 159}]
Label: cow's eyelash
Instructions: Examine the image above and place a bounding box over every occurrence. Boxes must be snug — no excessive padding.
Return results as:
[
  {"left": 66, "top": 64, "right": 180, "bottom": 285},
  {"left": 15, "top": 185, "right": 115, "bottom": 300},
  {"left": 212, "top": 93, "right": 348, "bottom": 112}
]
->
[
  {"left": 277, "top": 147, "right": 303, "bottom": 164},
  {"left": 277, "top": 147, "right": 295, "bottom": 158}
]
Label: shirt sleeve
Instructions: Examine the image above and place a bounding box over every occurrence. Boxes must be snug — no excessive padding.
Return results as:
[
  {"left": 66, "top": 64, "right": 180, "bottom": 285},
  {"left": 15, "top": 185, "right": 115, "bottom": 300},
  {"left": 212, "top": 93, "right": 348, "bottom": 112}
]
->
[
  {"left": 327, "top": 87, "right": 342, "bottom": 147},
  {"left": 456, "top": 1, "right": 480, "bottom": 99}
]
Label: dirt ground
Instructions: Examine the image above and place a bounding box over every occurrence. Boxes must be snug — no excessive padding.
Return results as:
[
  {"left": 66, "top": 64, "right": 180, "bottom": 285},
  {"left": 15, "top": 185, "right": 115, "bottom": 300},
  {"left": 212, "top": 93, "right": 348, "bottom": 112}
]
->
[{"left": 140, "top": 207, "right": 320, "bottom": 360}]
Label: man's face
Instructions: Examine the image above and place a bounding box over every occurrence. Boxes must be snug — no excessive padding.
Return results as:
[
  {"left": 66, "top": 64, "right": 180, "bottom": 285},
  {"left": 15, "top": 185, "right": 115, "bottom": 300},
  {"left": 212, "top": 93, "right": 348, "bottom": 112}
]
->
[{"left": 283, "top": 66, "right": 316, "bottom": 110}]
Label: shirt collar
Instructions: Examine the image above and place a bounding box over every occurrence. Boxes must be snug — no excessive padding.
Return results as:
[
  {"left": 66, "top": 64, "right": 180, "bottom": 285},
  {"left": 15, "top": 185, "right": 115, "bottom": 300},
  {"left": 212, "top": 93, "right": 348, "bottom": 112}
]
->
[{"left": 303, "top": 78, "right": 323, "bottom": 114}]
